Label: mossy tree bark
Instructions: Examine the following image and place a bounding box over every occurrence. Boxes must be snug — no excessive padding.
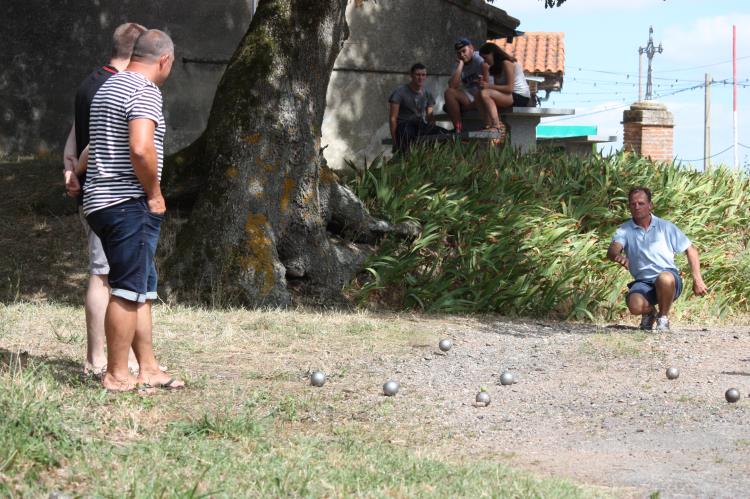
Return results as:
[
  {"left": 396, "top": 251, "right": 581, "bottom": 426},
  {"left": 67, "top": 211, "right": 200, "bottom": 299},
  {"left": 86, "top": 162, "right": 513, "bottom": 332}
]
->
[{"left": 164, "top": 0, "right": 408, "bottom": 306}]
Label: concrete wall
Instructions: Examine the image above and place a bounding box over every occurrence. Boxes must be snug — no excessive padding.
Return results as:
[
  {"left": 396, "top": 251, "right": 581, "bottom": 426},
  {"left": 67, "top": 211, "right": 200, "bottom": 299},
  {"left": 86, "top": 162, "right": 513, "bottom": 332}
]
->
[
  {"left": 2, "top": 0, "right": 505, "bottom": 172},
  {"left": 321, "top": 0, "right": 493, "bottom": 171},
  {"left": 0, "top": 0, "right": 253, "bottom": 158}
]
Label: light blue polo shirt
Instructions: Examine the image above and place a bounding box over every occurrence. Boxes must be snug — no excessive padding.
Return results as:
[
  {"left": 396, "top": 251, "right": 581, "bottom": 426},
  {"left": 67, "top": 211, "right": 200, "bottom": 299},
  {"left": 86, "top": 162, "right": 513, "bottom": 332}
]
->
[{"left": 612, "top": 215, "right": 691, "bottom": 282}]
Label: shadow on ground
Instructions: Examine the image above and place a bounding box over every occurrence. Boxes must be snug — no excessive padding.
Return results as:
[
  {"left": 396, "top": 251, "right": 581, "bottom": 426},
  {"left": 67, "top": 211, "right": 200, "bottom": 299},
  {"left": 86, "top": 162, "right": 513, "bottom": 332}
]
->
[{"left": 0, "top": 159, "right": 90, "bottom": 305}]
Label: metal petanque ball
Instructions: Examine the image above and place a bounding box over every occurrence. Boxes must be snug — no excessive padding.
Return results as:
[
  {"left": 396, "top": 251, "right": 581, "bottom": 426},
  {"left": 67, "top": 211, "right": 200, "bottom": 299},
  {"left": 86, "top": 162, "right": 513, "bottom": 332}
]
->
[
  {"left": 476, "top": 391, "right": 490, "bottom": 406},
  {"left": 439, "top": 339, "right": 453, "bottom": 352},
  {"left": 499, "top": 371, "right": 514, "bottom": 386},
  {"left": 383, "top": 380, "right": 400, "bottom": 396},
  {"left": 310, "top": 371, "right": 326, "bottom": 387},
  {"left": 666, "top": 367, "right": 680, "bottom": 380},
  {"left": 725, "top": 388, "right": 741, "bottom": 403}
]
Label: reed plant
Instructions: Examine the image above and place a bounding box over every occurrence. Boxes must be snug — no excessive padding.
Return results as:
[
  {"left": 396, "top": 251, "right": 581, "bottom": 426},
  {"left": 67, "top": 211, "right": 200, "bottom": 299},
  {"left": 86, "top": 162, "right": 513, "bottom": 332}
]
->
[{"left": 350, "top": 144, "right": 750, "bottom": 320}]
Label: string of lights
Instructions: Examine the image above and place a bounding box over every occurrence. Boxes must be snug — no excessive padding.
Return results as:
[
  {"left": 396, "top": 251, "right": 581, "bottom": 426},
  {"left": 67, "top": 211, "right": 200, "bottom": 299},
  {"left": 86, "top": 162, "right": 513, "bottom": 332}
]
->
[{"left": 548, "top": 79, "right": 747, "bottom": 113}]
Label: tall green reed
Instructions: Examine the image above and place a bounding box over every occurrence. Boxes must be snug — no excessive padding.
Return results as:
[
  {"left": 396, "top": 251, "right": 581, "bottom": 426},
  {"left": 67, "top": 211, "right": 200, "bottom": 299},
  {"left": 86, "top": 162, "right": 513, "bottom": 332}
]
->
[{"left": 349, "top": 144, "right": 750, "bottom": 320}]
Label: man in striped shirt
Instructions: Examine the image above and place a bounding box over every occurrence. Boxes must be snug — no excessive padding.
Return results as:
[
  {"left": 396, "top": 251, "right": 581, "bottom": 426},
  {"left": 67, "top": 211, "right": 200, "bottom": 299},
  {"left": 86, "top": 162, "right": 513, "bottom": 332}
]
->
[
  {"left": 63, "top": 22, "right": 146, "bottom": 377},
  {"left": 84, "top": 29, "right": 184, "bottom": 392}
]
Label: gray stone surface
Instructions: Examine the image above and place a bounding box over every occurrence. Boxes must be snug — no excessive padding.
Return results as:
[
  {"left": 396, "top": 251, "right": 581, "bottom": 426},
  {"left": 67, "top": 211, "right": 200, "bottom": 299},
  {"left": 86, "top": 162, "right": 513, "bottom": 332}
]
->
[
  {"left": 0, "top": 0, "right": 252, "bottom": 157},
  {"left": 321, "top": 0, "right": 518, "bottom": 171},
  {"left": 623, "top": 100, "right": 674, "bottom": 126}
]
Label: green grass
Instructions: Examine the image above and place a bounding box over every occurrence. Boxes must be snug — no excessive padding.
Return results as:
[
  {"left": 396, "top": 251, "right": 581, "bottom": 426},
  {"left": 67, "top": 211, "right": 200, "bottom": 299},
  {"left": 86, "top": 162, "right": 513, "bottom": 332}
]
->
[
  {"left": 0, "top": 357, "right": 592, "bottom": 497},
  {"left": 350, "top": 145, "right": 750, "bottom": 321}
]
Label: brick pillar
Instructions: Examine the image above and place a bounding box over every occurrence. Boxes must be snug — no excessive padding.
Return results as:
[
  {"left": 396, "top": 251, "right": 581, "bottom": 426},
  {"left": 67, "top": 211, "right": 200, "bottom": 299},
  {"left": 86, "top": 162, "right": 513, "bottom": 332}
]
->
[{"left": 622, "top": 101, "right": 674, "bottom": 162}]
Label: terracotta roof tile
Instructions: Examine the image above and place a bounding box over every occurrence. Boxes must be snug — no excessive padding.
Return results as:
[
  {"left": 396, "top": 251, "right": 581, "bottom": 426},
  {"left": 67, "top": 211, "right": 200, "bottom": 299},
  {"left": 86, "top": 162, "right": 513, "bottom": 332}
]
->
[
  {"left": 488, "top": 32, "right": 565, "bottom": 91},
  {"left": 490, "top": 32, "right": 565, "bottom": 74}
]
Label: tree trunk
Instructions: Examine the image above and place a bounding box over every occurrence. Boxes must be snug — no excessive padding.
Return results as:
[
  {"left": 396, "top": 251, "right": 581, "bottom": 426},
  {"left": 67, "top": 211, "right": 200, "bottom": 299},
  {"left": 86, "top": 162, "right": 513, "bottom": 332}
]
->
[{"left": 164, "top": 0, "right": 407, "bottom": 306}]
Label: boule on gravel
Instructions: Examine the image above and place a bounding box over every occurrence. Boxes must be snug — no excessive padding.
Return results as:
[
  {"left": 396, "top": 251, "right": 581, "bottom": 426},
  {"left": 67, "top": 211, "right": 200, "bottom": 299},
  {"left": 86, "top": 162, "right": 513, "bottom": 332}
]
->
[
  {"left": 476, "top": 391, "right": 491, "bottom": 406},
  {"left": 725, "top": 388, "right": 741, "bottom": 403},
  {"left": 666, "top": 367, "right": 680, "bottom": 380},
  {"left": 383, "top": 380, "right": 400, "bottom": 396},
  {"left": 438, "top": 339, "right": 453, "bottom": 352},
  {"left": 499, "top": 371, "right": 515, "bottom": 386},
  {"left": 310, "top": 371, "right": 326, "bottom": 387}
]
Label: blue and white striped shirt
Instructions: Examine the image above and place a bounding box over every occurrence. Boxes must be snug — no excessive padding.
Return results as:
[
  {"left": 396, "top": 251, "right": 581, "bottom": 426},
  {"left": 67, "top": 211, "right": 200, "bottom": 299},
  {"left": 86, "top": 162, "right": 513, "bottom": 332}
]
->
[{"left": 83, "top": 71, "right": 166, "bottom": 215}]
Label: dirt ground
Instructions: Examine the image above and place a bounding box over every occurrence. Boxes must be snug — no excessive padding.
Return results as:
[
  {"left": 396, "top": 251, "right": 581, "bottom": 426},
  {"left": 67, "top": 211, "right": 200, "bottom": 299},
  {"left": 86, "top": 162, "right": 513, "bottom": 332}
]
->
[
  {"left": 3, "top": 160, "right": 749, "bottom": 497},
  {"left": 349, "top": 318, "right": 750, "bottom": 498}
]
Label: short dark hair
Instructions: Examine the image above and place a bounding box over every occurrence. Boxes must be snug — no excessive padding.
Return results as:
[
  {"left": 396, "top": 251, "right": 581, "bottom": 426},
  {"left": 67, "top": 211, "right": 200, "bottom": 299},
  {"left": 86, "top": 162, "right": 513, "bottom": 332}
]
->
[
  {"left": 628, "top": 186, "right": 652, "bottom": 203},
  {"left": 410, "top": 63, "right": 426, "bottom": 73}
]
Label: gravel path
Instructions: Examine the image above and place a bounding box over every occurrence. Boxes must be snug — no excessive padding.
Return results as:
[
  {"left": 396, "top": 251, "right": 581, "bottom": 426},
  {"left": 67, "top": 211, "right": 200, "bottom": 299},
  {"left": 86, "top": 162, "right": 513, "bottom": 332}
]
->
[{"left": 351, "top": 319, "right": 750, "bottom": 498}]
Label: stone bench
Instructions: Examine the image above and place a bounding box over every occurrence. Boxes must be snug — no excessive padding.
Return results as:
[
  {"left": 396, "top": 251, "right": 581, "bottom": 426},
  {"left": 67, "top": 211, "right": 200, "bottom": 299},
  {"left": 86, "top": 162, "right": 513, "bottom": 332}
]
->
[
  {"left": 381, "top": 129, "right": 501, "bottom": 146},
  {"left": 434, "top": 107, "right": 575, "bottom": 153}
]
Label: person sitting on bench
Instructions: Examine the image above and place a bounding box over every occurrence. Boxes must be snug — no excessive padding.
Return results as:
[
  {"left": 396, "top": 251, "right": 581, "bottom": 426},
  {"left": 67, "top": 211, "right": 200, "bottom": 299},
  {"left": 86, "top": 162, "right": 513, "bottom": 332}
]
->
[
  {"left": 476, "top": 42, "right": 532, "bottom": 133},
  {"left": 388, "top": 62, "right": 447, "bottom": 153},
  {"left": 444, "top": 37, "right": 490, "bottom": 133}
]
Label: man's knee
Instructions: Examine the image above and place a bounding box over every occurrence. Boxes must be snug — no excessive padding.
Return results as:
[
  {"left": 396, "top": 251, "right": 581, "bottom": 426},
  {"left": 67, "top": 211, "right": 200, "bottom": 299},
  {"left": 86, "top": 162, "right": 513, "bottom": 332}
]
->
[
  {"left": 655, "top": 271, "right": 676, "bottom": 290},
  {"left": 626, "top": 293, "right": 649, "bottom": 314}
]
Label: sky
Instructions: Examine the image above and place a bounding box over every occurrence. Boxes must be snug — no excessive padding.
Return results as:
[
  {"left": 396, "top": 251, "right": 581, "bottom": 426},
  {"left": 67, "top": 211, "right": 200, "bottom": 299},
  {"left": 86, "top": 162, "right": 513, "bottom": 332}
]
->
[{"left": 493, "top": 0, "right": 750, "bottom": 169}]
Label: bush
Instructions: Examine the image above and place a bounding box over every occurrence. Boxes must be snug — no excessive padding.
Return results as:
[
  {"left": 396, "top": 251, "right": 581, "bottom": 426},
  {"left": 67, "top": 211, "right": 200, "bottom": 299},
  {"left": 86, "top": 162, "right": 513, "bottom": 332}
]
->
[{"left": 350, "top": 144, "right": 750, "bottom": 320}]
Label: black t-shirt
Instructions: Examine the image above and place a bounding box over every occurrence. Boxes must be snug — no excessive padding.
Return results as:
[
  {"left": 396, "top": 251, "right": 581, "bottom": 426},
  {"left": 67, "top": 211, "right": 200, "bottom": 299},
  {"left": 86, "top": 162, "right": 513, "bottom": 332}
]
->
[
  {"left": 73, "top": 65, "right": 117, "bottom": 204},
  {"left": 74, "top": 65, "right": 118, "bottom": 156}
]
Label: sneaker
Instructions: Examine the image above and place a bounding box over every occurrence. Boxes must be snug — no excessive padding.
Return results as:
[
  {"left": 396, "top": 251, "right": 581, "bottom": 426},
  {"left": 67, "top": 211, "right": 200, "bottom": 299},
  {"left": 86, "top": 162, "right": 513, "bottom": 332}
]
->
[
  {"left": 655, "top": 316, "right": 670, "bottom": 331},
  {"left": 639, "top": 312, "right": 656, "bottom": 330}
]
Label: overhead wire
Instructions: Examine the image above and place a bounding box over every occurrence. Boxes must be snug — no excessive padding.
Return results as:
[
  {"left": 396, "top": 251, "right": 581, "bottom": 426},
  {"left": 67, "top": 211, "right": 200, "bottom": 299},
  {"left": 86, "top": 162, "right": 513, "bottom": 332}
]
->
[{"left": 679, "top": 145, "right": 734, "bottom": 162}]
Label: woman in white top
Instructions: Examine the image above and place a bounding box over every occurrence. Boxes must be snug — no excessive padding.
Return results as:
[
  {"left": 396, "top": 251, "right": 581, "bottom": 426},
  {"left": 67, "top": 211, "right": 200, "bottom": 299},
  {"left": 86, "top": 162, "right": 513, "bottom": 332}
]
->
[{"left": 476, "top": 42, "right": 532, "bottom": 132}]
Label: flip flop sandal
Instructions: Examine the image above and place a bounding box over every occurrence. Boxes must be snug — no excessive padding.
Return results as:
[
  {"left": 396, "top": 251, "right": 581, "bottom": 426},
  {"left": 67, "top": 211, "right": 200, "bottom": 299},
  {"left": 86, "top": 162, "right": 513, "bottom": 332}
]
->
[{"left": 157, "top": 378, "right": 185, "bottom": 390}]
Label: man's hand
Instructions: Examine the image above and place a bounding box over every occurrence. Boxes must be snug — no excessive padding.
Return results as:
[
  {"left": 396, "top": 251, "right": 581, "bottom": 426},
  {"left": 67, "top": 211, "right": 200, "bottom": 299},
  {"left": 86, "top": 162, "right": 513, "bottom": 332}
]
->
[
  {"left": 147, "top": 194, "right": 166, "bottom": 215},
  {"left": 606, "top": 241, "right": 628, "bottom": 269},
  {"left": 63, "top": 154, "right": 81, "bottom": 197},
  {"left": 479, "top": 78, "right": 490, "bottom": 89},
  {"left": 692, "top": 276, "right": 708, "bottom": 296},
  {"left": 613, "top": 253, "right": 629, "bottom": 270},
  {"left": 64, "top": 169, "right": 81, "bottom": 197}
]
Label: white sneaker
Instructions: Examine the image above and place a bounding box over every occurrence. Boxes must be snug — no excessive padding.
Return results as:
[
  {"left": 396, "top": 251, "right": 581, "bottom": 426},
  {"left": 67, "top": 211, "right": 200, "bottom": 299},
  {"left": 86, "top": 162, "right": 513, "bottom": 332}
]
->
[
  {"left": 639, "top": 312, "right": 656, "bottom": 330},
  {"left": 655, "top": 316, "right": 670, "bottom": 331}
]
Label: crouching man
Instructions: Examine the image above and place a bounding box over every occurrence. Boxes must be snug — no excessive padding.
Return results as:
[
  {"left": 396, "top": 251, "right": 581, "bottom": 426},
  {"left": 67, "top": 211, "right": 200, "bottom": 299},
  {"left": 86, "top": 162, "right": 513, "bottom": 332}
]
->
[{"left": 607, "top": 187, "right": 708, "bottom": 331}]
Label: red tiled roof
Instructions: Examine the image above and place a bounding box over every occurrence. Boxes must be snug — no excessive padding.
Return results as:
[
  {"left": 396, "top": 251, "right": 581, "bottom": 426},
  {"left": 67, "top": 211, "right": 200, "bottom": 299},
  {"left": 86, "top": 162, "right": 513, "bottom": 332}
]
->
[{"left": 489, "top": 32, "right": 565, "bottom": 76}]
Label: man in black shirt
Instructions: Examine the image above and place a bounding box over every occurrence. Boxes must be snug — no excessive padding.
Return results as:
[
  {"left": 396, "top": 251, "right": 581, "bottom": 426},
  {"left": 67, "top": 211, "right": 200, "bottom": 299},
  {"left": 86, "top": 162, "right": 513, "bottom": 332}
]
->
[{"left": 62, "top": 22, "right": 146, "bottom": 376}]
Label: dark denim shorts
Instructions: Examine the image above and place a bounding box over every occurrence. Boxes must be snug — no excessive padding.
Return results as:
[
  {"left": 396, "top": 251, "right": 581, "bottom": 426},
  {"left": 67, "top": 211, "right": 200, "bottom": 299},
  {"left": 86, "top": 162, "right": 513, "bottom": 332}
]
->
[
  {"left": 627, "top": 270, "right": 683, "bottom": 306},
  {"left": 86, "top": 197, "right": 163, "bottom": 303}
]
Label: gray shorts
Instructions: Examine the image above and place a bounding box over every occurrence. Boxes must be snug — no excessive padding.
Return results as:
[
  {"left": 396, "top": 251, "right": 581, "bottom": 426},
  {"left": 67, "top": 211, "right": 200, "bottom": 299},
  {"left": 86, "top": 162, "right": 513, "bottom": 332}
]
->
[{"left": 78, "top": 206, "right": 109, "bottom": 275}]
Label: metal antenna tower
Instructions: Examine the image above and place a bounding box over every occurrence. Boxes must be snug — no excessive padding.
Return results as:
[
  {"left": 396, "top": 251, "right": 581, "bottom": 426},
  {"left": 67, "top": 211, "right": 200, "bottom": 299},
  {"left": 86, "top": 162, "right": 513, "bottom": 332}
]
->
[{"left": 639, "top": 26, "right": 663, "bottom": 100}]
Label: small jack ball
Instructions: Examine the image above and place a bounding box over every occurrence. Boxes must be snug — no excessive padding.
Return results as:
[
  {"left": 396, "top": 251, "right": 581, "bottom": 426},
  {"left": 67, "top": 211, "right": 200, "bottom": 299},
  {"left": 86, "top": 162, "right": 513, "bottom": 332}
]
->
[
  {"left": 476, "top": 391, "right": 490, "bottom": 406},
  {"left": 500, "top": 371, "right": 514, "bottom": 385},
  {"left": 725, "top": 388, "right": 741, "bottom": 403},
  {"left": 310, "top": 371, "right": 326, "bottom": 387},
  {"left": 383, "top": 380, "right": 400, "bottom": 396},
  {"left": 439, "top": 339, "right": 453, "bottom": 352},
  {"left": 666, "top": 367, "right": 680, "bottom": 380}
]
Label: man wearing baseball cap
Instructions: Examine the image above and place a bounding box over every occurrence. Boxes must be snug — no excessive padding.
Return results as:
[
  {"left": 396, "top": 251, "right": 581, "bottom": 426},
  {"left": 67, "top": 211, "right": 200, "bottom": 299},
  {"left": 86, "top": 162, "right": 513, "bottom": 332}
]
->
[{"left": 444, "top": 37, "right": 489, "bottom": 133}]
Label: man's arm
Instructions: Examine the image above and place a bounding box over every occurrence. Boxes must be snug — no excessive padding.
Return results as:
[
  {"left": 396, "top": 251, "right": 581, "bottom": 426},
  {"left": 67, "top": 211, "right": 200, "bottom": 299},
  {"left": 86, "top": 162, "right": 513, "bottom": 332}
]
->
[
  {"left": 388, "top": 102, "right": 399, "bottom": 143},
  {"left": 129, "top": 118, "right": 165, "bottom": 214},
  {"left": 448, "top": 60, "right": 463, "bottom": 89},
  {"left": 76, "top": 145, "right": 89, "bottom": 176},
  {"left": 685, "top": 245, "right": 708, "bottom": 295},
  {"left": 607, "top": 241, "right": 629, "bottom": 270},
  {"left": 63, "top": 125, "right": 81, "bottom": 197}
]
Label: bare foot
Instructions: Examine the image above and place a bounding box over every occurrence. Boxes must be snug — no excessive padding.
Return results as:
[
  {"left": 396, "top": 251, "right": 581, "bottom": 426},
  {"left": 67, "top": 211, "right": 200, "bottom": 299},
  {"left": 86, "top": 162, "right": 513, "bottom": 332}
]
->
[
  {"left": 102, "top": 372, "right": 155, "bottom": 394},
  {"left": 83, "top": 362, "right": 107, "bottom": 380},
  {"left": 137, "top": 368, "right": 186, "bottom": 390}
]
